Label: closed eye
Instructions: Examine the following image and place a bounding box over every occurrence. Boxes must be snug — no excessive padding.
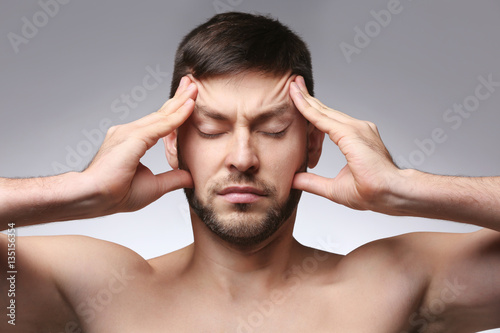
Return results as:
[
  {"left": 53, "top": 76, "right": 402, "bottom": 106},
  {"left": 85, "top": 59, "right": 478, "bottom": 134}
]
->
[
  {"left": 261, "top": 122, "right": 291, "bottom": 138},
  {"left": 197, "top": 126, "right": 290, "bottom": 139},
  {"left": 262, "top": 129, "right": 287, "bottom": 138},
  {"left": 197, "top": 129, "right": 225, "bottom": 139}
]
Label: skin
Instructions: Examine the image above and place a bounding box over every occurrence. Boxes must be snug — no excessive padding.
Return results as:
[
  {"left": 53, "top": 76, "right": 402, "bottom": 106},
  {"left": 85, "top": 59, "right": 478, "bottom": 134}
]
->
[
  {"left": 0, "top": 72, "right": 499, "bottom": 332},
  {"left": 171, "top": 73, "right": 312, "bottom": 247}
]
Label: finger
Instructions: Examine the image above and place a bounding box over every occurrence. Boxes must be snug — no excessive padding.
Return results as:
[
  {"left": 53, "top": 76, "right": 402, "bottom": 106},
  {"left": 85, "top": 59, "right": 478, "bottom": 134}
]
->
[
  {"left": 154, "top": 76, "right": 191, "bottom": 115},
  {"left": 292, "top": 172, "right": 331, "bottom": 199},
  {"left": 292, "top": 77, "right": 324, "bottom": 111},
  {"left": 156, "top": 169, "right": 194, "bottom": 193},
  {"left": 161, "top": 98, "right": 195, "bottom": 134},
  {"left": 173, "top": 76, "right": 190, "bottom": 97},
  {"left": 294, "top": 76, "right": 354, "bottom": 121},
  {"left": 158, "top": 82, "right": 198, "bottom": 115},
  {"left": 290, "top": 81, "right": 331, "bottom": 120},
  {"left": 293, "top": 76, "right": 333, "bottom": 112},
  {"left": 290, "top": 83, "right": 362, "bottom": 147},
  {"left": 141, "top": 98, "right": 195, "bottom": 146},
  {"left": 295, "top": 76, "right": 313, "bottom": 99},
  {"left": 130, "top": 82, "right": 197, "bottom": 130},
  {"left": 102, "top": 87, "right": 196, "bottom": 155},
  {"left": 115, "top": 97, "right": 194, "bottom": 152},
  {"left": 290, "top": 83, "right": 341, "bottom": 135},
  {"left": 168, "top": 75, "right": 195, "bottom": 101}
]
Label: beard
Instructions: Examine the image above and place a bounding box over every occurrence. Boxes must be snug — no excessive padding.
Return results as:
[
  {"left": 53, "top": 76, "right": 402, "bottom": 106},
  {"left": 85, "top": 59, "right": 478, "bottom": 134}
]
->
[{"left": 178, "top": 145, "right": 307, "bottom": 247}]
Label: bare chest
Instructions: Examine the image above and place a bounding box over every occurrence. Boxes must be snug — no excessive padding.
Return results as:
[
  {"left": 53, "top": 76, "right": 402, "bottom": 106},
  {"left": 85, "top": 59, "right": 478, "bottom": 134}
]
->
[{"left": 81, "top": 282, "right": 420, "bottom": 333}]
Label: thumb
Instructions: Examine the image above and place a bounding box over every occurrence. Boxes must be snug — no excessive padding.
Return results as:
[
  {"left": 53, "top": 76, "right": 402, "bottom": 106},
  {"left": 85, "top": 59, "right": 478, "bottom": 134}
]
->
[
  {"left": 292, "top": 172, "right": 331, "bottom": 199},
  {"left": 156, "top": 169, "right": 194, "bottom": 194}
]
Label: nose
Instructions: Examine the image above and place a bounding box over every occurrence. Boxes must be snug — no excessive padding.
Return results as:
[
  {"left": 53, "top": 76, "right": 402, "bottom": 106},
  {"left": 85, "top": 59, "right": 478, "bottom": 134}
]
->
[{"left": 224, "top": 129, "right": 259, "bottom": 174}]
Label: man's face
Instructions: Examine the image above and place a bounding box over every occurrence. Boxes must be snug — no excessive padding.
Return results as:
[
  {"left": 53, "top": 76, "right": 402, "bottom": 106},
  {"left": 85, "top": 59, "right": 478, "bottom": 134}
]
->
[{"left": 176, "top": 72, "right": 310, "bottom": 246}]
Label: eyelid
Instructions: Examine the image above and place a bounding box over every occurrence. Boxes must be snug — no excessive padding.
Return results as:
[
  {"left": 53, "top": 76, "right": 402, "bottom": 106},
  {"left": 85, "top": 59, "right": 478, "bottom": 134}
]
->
[
  {"left": 195, "top": 120, "right": 292, "bottom": 139},
  {"left": 194, "top": 120, "right": 227, "bottom": 138},
  {"left": 264, "top": 130, "right": 286, "bottom": 138},
  {"left": 197, "top": 129, "right": 287, "bottom": 139},
  {"left": 261, "top": 124, "right": 291, "bottom": 138},
  {"left": 197, "top": 128, "right": 225, "bottom": 139}
]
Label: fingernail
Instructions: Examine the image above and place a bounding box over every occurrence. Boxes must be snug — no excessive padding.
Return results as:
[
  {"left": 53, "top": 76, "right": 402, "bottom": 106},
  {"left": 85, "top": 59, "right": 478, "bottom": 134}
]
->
[
  {"left": 297, "top": 76, "right": 307, "bottom": 89},
  {"left": 179, "top": 76, "right": 187, "bottom": 88},
  {"left": 187, "top": 83, "right": 196, "bottom": 90},
  {"left": 291, "top": 82, "right": 302, "bottom": 95}
]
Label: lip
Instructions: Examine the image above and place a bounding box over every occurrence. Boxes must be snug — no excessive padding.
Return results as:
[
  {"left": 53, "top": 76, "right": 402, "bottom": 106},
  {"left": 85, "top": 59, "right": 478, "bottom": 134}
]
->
[
  {"left": 218, "top": 186, "right": 267, "bottom": 204},
  {"left": 218, "top": 186, "right": 267, "bottom": 196}
]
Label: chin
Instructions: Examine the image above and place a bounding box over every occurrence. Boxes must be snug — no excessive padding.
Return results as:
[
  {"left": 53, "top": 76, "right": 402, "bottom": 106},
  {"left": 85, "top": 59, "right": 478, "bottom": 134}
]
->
[{"left": 185, "top": 186, "right": 302, "bottom": 247}]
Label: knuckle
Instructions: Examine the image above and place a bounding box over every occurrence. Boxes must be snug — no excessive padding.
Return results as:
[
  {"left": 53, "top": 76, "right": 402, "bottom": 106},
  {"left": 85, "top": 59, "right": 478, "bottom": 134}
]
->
[
  {"left": 365, "top": 121, "right": 378, "bottom": 131},
  {"left": 106, "top": 125, "right": 119, "bottom": 136},
  {"left": 305, "top": 103, "right": 316, "bottom": 112},
  {"left": 159, "top": 99, "right": 173, "bottom": 113},
  {"left": 352, "top": 120, "right": 377, "bottom": 134},
  {"left": 104, "top": 123, "right": 132, "bottom": 143}
]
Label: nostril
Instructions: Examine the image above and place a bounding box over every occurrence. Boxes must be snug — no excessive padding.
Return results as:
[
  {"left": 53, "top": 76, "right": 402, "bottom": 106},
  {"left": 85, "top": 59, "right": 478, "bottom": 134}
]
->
[
  {"left": 225, "top": 132, "right": 260, "bottom": 173},
  {"left": 227, "top": 152, "right": 259, "bottom": 173}
]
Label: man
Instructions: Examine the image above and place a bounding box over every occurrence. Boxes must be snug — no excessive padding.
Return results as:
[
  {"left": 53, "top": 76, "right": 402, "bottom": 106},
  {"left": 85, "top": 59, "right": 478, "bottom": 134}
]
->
[{"left": 1, "top": 12, "right": 499, "bottom": 333}]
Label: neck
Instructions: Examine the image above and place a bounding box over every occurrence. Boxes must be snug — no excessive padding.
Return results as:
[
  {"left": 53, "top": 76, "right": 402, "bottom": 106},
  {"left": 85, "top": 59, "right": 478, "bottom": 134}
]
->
[{"left": 187, "top": 210, "right": 304, "bottom": 297}]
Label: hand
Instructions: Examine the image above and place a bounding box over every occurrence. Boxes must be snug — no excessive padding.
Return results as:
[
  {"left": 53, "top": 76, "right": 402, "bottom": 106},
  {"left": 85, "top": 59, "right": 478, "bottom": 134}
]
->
[
  {"left": 290, "top": 76, "right": 401, "bottom": 212},
  {"left": 83, "top": 76, "right": 197, "bottom": 214}
]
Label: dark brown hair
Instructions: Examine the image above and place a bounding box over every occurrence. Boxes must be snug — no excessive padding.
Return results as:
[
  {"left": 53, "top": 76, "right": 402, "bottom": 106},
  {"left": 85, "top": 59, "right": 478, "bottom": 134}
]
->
[{"left": 169, "top": 12, "right": 314, "bottom": 98}]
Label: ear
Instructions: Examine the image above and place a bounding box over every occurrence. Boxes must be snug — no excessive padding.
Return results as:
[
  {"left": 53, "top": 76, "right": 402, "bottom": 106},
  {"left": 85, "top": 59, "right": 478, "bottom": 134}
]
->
[
  {"left": 163, "top": 130, "right": 179, "bottom": 169},
  {"left": 306, "top": 124, "right": 324, "bottom": 169}
]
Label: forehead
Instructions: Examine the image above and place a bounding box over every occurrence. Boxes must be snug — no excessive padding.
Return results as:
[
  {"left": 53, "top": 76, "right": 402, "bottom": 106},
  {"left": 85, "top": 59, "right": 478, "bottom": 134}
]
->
[{"left": 191, "top": 72, "right": 296, "bottom": 119}]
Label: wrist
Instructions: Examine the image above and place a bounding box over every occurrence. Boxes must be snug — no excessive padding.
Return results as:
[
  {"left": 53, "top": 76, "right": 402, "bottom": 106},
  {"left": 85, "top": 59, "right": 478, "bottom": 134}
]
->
[
  {"left": 376, "top": 168, "right": 423, "bottom": 217},
  {"left": 382, "top": 168, "right": 451, "bottom": 219},
  {"left": 61, "top": 171, "right": 108, "bottom": 220}
]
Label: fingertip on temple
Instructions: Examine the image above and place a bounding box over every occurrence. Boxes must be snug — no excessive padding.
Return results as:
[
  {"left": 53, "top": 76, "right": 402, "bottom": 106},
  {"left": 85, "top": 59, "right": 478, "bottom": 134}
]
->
[{"left": 290, "top": 82, "right": 305, "bottom": 100}]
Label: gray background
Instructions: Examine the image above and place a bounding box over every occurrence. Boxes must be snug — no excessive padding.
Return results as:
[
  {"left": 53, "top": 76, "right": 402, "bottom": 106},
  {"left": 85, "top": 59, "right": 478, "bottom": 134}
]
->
[{"left": 1, "top": 1, "right": 499, "bottom": 332}]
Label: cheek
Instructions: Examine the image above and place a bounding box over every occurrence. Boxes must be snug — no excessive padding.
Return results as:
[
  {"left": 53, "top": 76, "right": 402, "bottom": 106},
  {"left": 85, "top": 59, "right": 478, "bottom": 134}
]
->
[
  {"left": 264, "top": 134, "right": 308, "bottom": 192},
  {"left": 178, "top": 128, "right": 223, "bottom": 189}
]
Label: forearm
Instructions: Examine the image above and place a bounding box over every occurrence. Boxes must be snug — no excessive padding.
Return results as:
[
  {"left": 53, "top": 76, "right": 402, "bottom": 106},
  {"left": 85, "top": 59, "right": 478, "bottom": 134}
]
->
[
  {"left": 0, "top": 172, "right": 103, "bottom": 229},
  {"left": 386, "top": 169, "right": 500, "bottom": 231}
]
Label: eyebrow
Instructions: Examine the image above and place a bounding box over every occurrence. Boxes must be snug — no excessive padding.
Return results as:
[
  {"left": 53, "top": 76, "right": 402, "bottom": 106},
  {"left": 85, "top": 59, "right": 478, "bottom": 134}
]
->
[{"left": 194, "top": 103, "right": 291, "bottom": 123}]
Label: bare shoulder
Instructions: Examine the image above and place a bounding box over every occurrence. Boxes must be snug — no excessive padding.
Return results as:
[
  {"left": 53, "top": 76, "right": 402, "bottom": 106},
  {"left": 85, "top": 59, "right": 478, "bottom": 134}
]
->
[
  {"left": 341, "top": 230, "right": 472, "bottom": 270},
  {"left": 295, "top": 231, "right": 439, "bottom": 280},
  {"left": 17, "top": 234, "right": 151, "bottom": 273},
  {"left": 337, "top": 229, "right": 499, "bottom": 301},
  {"left": 20, "top": 234, "right": 153, "bottom": 297},
  {"left": 0, "top": 234, "right": 151, "bottom": 332},
  {"left": 147, "top": 243, "right": 194, "bottom": 277},
  {"left": 332, "top": 231, "right": 458, "bottom": 294},
  {"left": 348, "top": 229, "right": 500, "bottom": 332},
  {"left": 347, "top": 228, "right": 500, "bottom": 272}
]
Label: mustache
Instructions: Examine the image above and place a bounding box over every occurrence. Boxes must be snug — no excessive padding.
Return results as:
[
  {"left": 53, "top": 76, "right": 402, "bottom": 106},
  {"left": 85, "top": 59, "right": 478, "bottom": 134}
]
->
[{"left": 208, "top": 173, "right": 277, "bottom": 196}]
